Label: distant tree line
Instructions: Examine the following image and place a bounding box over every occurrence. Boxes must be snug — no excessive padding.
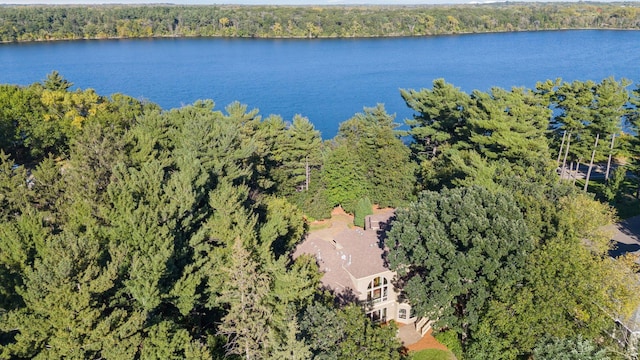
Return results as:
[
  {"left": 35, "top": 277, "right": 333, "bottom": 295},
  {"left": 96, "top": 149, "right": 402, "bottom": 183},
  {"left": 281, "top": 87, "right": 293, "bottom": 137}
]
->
[
  {"left": 1, "top": 72, "right": 640, "bottom": 358},
  {"left": 1, "top": 2, "right": 640, "bottom": 42}
]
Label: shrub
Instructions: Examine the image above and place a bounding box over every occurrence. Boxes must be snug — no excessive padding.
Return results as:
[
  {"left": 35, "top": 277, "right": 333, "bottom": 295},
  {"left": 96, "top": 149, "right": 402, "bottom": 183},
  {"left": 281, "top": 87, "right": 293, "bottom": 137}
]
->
[
  {"left": 353, "top": 197, "right": 372, "bottom": 228},
  {"left": 434, "top": 330, "right": 462, "bottom": 360},
  {"left": 290, "top": 188, "right": 333, "bottom": 221}
]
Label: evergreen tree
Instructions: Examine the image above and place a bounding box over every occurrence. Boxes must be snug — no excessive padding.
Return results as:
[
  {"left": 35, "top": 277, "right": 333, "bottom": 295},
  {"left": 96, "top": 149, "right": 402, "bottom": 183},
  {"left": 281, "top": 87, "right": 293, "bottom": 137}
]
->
[
  {"left": 217, "top": 238, "right": 272, "bottom": 360},
  {"left": 324, "top": 104, "right": 416, "bottom": 211},
  {"left": 288, "top": 170, "right": 333, "bottom": 220},
  {"left": 337, "top": 305, "right": 402, "bottom": 360},
  {"left": 626, "top": 84, "right": 640, "bottom": 197},
  {"left": 300, "top": 303, "right": 345, "bottom": 359},
  {"left": 421, "top": 149, "right": 500, "bottom": 191},
  {"left": 140, "top": 321, "right": 212, "bottom": 359},
  {"left": 1, "top": 231, "right": 146, "bottom": 359},
  {"left": 0, "top": 85, "right": 39, "bottom": 158},
  {"left": 252, "top": 114, "right": 288, "bottom": 192},
  {"left": 258, "top": 195, "right": 307, "bottom": 259},
  {"left": 353, "top": 196, "right": 372, "bottom": 228},
  {"left": 322, "top": 143, "right": 368, "bottom": 213},
  {"left": 64, "top": 120, "right": 129, "bottom": 213},
  {"left": 276, "top": 115, "right": 322, "bottom": 196},
  {"left": 42, "top": 71, "right": 73, "bottom": 91},
  {"left": 465, "top": 86, "right": 551, "bottom": 169},
  {"left": 403, "top": 80, "right": 553, "bottom": 191},
  {"left": 533, "top": 336, "right": 610, "bottom": 360},
  {"left": 267, "top": 313, "right": 311, "bottom": 360},
  {"left": 590, "top": 77, "right": 629, "bottom": 162},
  {"left": 0, "top": 152, "right": 29, "bottom": 222},
  {"left": 402, "top": 79, "right": 472, "bottom": 161},
  {"left": 28, "top": 155, "right": 65, "bottom": 221}
]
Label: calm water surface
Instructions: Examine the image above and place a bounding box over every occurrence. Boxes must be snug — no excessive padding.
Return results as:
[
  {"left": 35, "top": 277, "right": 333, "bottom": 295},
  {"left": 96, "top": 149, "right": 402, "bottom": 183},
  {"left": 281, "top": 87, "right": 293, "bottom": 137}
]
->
[{"left": 1, "top": 30, "right": 639, "bottom": 138}]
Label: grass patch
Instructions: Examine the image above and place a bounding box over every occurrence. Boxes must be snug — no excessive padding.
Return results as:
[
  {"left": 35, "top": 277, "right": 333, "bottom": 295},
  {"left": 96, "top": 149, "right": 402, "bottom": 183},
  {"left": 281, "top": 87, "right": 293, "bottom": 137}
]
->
[
  {"left": 308, "top": 221, "right": 331, "bottom": 232},
  {"left": 409, "top": 349, "right": 455, "bottom": 360}
]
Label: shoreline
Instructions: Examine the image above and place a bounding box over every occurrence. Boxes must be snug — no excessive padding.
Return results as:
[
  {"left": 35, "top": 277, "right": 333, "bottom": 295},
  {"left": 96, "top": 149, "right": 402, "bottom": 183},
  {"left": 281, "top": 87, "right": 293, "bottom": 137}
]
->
[{"left": 2, "top": 27, "right": 639, "bottom": 45}]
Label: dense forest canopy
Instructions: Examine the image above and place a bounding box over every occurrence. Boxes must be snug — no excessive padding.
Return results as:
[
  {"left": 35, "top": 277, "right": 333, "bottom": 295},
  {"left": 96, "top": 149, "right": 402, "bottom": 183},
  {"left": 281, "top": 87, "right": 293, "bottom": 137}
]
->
[
  {"left": 1, "top": 2, "right": 640, "bottom": 42},
  {"left": 1, "top": 71, "right": 640, "bottom": 358}
]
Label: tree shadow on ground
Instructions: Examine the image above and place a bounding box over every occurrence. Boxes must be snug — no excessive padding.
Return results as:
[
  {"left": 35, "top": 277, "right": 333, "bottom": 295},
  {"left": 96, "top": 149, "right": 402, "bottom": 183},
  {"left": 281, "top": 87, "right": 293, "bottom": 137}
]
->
[{"left": 609, "top": 241, "right": 640, "bottom": 258}]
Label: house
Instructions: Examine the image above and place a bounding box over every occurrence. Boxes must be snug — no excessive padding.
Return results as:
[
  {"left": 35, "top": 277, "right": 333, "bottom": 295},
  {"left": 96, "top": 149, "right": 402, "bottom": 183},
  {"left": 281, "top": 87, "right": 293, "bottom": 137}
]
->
[{"left": 294, "top": 210, "right": 429, "bottom": 333}]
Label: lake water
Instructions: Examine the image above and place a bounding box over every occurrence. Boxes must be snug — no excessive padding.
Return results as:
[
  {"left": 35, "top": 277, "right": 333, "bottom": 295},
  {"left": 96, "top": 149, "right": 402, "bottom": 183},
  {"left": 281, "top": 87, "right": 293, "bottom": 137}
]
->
[{"left": 1, "top": 30, "right": 639, "bottom": 138}]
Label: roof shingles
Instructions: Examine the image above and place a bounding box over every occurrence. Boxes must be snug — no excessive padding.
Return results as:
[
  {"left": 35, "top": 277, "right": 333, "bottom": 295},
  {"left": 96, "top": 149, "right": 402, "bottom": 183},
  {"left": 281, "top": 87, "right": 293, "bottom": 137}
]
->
[{"left": 294, "top": 210, "right": 395, "bottom": 296}]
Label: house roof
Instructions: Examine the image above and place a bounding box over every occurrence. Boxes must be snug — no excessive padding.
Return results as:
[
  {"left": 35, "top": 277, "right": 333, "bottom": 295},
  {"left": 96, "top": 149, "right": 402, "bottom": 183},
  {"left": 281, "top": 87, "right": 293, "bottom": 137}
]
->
[
  {"left": 332, "top": 227, "right": 389, "bottom": 279},
  {"left": 294, "top": 210, "right": 395, "bottom": 296}
]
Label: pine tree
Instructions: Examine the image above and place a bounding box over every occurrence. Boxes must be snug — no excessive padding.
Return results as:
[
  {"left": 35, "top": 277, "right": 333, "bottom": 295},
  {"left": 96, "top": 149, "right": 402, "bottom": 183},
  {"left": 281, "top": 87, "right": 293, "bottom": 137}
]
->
[
  {"left": 338, "top": 305, "right": 402, "bottom": 360},
  {"left": 299, "top": 303, "right": 345, "bottom": 358},
  {"left": 325, "top": 104, "right": 416, "bottom": 210},
  {"left": 465, "top": 86, "right": 551, "bottom": 169},
  {"left": 591, "top": 77, "right": 629, "bottom": 157},
  {"left": 42, "top": 71, "right": 73, "bottom": 91},
  {"left": 402, "top": 79, "right": 472, "bottom": 160},
  {"left": 299, "top": 303, "right": 403, "bottom": 360},
  {"left": 270, "top": 115, "right": 322, "bottom": 196},
  {"left": 267, "top": 312, "right": 312, "bottom": 360},
  {"left": 65, "top": 120, "right": 128, "bottom": 208},
  {"left": 217, "top": 238, "right": 272, "bottom": 360},
  {"left": 258, "top": 195, "right": 306, "bottom": 259},
  {"left": 322, "top": 143, "right": 367, "bottom": 213},
  {"left": 1, "top": 231, "right": 145, "bottom": 359},
  {"left": 140, "top": 321, "right": 212, "bottom": 359},
  {"left": 552, "top": 80, "right": 594, "bottom": 133},
  {"left": 252, "top": 115, "right": 287, "bottom": 192}
]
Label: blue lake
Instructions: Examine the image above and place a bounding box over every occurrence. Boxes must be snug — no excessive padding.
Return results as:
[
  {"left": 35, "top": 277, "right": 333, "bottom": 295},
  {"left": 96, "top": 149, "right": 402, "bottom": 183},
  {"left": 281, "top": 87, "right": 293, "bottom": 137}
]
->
[{"left": 1, "top": 30, "right": 639, "bottom": 138}]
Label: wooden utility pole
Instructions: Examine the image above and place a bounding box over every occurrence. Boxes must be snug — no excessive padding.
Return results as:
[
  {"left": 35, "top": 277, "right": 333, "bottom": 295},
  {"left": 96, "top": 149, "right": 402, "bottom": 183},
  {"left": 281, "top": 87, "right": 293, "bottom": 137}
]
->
[
  {"left": 560, "top": 132, "right": 572, "bottom": 180},
  {"left": 584, "top": 133, "right": 600, "bottom": 192},
  {"left": 605, "top": 133, "right": 616, "bottom": 182},
  {"left": 556, "top": 130, "right": 567, "bottom": 166}
]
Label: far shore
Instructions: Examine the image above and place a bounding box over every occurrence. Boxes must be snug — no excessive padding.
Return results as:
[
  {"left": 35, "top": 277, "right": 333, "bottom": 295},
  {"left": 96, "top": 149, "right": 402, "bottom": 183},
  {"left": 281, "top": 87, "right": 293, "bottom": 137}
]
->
[{"left": 4, "top": 27, "right": 640, "bottom": 45}]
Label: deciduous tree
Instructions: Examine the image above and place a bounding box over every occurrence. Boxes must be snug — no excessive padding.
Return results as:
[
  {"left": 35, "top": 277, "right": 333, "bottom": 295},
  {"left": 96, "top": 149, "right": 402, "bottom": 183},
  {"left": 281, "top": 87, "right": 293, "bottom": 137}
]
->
[{"left": 387, "top": 186, "right": 532, "bottom": 350}]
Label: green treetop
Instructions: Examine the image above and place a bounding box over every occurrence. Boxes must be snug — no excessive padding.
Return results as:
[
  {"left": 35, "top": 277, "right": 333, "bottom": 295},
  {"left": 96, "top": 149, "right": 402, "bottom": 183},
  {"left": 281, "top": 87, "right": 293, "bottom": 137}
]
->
[{"left": 387, "top": 186, "right": 532, "bottom": 351}]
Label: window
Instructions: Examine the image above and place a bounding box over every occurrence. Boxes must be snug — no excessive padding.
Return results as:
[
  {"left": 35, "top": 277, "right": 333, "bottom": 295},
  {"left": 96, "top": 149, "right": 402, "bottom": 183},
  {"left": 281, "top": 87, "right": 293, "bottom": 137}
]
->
[
  {"left": 367, "top": 276, "right": 388, "bottom": 303},
  {"left": 368, "top": 307, "right": 387, "bottom": 323},
  {"left": 398, "top": 308, "right": 407, "bottom": 320}
]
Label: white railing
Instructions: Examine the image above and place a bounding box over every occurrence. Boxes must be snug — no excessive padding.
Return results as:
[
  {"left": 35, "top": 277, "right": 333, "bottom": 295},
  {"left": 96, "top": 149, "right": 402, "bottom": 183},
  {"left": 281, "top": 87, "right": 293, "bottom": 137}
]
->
[{"left": 415, "top": 317, "right": 433, "bottom": 337}]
